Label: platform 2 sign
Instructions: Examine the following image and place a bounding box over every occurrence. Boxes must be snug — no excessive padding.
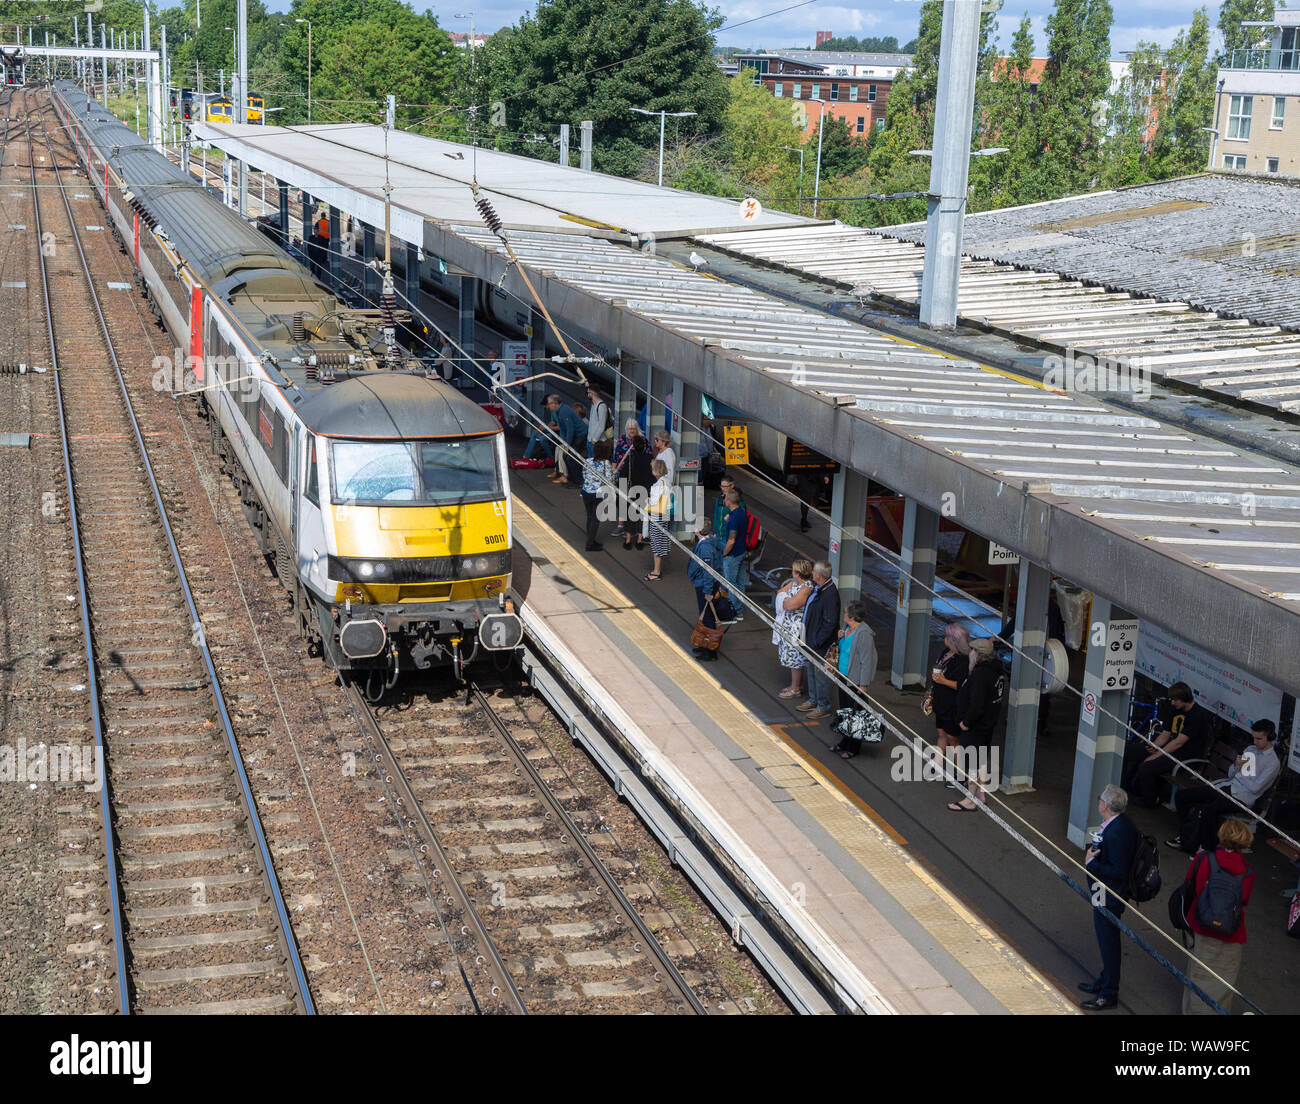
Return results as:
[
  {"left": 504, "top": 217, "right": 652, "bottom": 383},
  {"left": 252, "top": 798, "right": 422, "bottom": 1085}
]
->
[
  {"left": 1102, "top": 618, "right": 1139, "bottom": 692},
  {"left": 723, "top": 424, "right": 749, "bottom": 465}
]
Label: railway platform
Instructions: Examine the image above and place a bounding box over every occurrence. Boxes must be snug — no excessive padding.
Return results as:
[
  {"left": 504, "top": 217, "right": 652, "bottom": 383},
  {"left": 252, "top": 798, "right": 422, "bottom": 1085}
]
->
[
  {"left": 512, "top": 491, "right": 1073, "bottom": 1014},
  {"left": 512, "top": 464, "right": 1300, "bottom": 1016}
]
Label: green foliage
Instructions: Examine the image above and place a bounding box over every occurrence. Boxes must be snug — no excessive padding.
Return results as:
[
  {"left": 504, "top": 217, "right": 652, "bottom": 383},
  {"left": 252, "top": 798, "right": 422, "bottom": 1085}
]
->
[
  {"left": 976, "top": 14, "right": 1041, "bottom": 208},
  {"left": 464, "top": 0, "right": 729, "bottom": 177},
  {"left": 1217, "top": 0, "right": 1276, "bottom": 58},
  {"left": 1035, "top": 0, "right": 1115, "bottom": 196},
  {"left": 1152, "top": 8, "right": 1215, "bottom": 176}
]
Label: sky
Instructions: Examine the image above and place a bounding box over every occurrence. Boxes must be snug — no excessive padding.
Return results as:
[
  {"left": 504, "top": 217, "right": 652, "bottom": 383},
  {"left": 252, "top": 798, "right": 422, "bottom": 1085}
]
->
[{"left": 343, "top": 1, "right": 1240, "bottom": 58}]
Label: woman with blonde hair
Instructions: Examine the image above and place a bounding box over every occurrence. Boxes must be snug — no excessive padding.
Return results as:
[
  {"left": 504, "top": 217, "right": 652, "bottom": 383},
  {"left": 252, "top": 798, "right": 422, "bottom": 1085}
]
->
[
  {"left": 773, "top": 559, "right": 815, "bottom": 699},
  {"left": 931, "top": 623, "right": 971, "bottom": 784},
  {"left": 1181, "top": 818, "right": 1256, "bottom": 1014},
  {"left": 643, "top": 458, "right": 672, "bottom": 581}
]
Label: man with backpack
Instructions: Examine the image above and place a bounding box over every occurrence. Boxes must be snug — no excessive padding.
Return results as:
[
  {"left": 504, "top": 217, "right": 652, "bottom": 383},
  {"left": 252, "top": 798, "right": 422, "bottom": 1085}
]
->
[
  {"left": 1080, "top": 784, "right": 1140, "bottom": 1011},
  {"left": 1178, "top": 818, "right": 1256, "bottom": 1014}
]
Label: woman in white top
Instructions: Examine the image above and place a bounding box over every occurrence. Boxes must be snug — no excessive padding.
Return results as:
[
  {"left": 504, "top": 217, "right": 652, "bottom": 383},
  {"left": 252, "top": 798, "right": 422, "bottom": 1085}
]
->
[
  {"left": 644, "top": 458, "right": 672, "bottom": 581},
  {"left": 643, "top": 429, "right": 677, "bottom": 541},
  {"left": 773, "top": 558, "right": 815, "bottom": 698}
]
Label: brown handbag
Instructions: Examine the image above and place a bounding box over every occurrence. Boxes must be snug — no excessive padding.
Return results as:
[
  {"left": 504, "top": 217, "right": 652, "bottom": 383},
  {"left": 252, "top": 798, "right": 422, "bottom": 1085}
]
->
[{"left": 691, "top": 599, "right": 725, "bottom": 651}]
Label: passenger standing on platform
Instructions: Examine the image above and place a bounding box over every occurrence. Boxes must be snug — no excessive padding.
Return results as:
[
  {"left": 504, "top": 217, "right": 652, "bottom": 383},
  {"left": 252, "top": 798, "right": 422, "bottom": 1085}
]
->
[
  {"left": 586, "top": 387, "right": 611, "bottom": 458},
  {"left": 795, "top": 470, "right": 831, "bottom": 533},
  {"left": 309, "top": 208, "right": 330, "bottom": 277},
  {"left": 1121, "top": 681, "right": 1211, "bottom": 808},
  {"left": 1079, "top": 784, "right": 1139, "bottom": 1011},
  {"left": 931, "top": 623, "right": 971, "bottom": 785},
  {"left": 828, "top": 601, "right": 878, "bottom": 758},
  {"left": 622, "top": 435, "right": 653, "bottom": 551},
  {"left": 1180, "top": 819, "right": 1256, "bottom": 1014},
  {"left": 773, "top": 559, "right": 814, "bottom": 698},
  {"left": 721, "top": 490, "right": 749, "bottom": 612},
  {"left": 613, "top": 418, "right": 642, "bottom": 471},
  {"left": 688, "top": 521, "right": 723, "bottom": 612},
  {"left": 795, "top": 562, "right": 840, "bottom": 721},
  {"left": 712, "top": 476, "right": 744, "bottom": 538},
  {"left": 580, "top": 440, "right": 613, "bottom": 552},
  {"left": 644, "top": 429, "right": 677, "bottom": 542},
  {"left": 947, "top": 638, "right": 1006, "bottom": 812},
  {"left": 644, "top": 459, "right": 672, "bottom": 581}
]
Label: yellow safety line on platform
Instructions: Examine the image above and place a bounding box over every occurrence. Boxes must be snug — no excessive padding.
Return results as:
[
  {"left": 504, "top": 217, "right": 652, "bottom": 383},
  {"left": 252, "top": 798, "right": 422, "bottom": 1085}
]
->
[{"left": 514, "top": 501, "right": 1074, "bottom": 1015}]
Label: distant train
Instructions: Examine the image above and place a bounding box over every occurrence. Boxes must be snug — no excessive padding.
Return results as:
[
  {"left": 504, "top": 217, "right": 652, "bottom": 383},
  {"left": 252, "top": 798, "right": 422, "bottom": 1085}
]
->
[
  {"left": 177, "top": 89, "right": 265, "bottom": 124},
  {"left": 55, "top": 82, "right": 521, "bottom": 689}
]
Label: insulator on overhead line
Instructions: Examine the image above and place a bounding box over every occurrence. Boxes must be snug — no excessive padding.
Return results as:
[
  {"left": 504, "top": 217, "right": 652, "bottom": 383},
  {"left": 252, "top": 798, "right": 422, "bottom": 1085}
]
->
[
  {"left": 291, "top": 311, "right": 305, "bottom": 343},
  {"left": 473, "top": 189, "right": 504, "bottom": 238}
]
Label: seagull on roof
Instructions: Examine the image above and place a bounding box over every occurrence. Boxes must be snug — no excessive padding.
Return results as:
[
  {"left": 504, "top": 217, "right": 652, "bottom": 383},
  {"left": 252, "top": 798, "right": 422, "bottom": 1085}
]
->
[
  {"left": 444, "top": 151, "right": 465, "bottom": 160},
  {"left": 688, "top": 251, "right": 707, "bottom": 272}
]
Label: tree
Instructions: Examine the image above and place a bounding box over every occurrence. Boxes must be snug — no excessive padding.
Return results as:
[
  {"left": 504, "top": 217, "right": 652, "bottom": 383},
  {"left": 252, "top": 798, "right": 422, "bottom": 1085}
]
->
[
  {"left": 716, "top": 67, "right": 805, "bottom": 197},
  {"left": 818, "top": 35, "right": 902, "bottom": 53},
  {"left": 311, "top": 10, "right": 456, "bottom": 128},
  {"left": 1035, "top": 0, "right": 1115, "bottom": 196},
  {"left": 815, "top": 115, "right": 870, "bottom": 178},
  {"left": 1218, "top": 0, "right": 1275, "bottom": 61},
  {"left": 465, "top": 0, "right": 729, "bottom": 176},
  {"left": 1152, "top": 8, "right": 1216, "bottom": 176},
  {"left": 975, "top": 13, "right": 1042, "bottom": 208},
  {"left": 1098, "top": 41, "right": 1165, "bottom": 188}
]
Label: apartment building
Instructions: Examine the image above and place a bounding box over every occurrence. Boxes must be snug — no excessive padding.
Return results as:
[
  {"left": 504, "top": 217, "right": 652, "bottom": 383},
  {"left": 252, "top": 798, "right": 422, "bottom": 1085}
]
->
[{"left": 1213, "top": 10, "right": 1300, "bottom": 176}]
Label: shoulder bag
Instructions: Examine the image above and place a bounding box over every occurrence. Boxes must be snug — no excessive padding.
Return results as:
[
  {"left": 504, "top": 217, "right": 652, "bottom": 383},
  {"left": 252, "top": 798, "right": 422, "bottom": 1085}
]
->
[{"left": 691, "top": 599, "right": 725, "bottom": 652}]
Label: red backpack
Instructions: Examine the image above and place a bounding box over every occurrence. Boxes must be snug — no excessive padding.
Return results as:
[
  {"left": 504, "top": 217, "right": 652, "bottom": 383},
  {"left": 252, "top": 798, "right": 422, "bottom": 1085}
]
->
[{"left": 743, "top": 510, "right": 762, "bottom": 552}]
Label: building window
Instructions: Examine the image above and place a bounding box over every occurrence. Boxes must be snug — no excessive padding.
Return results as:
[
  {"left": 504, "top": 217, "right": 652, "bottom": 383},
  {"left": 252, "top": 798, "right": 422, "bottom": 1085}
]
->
[
  {"left": 792, "top": 82, "right": 802, "bottom": 99},
  {"left": 1267, "top": 157, "right": 1280, "bottom": 173},
  {"left": 756, "top": 59, "right": 769, "bottom": 75},
  {"left": 811, "top": 82, "right": 820, "bottom": 100},
  {"left": 1272, "top": 96, "right": 1285, "bottom": 129},
  {"left": 774, "top": 82, "right": 783, "bottom": 97},
  {"left": 830, "top": 82, "right": 839, "bottom": 101},
  {"left": 868, "top": 84, "right": 877, "bottom": 102},
  {"left": 1227, "top": 94, "right": 1253, "bottom": 140},
  {"left": 1224, "top": 154, "right": 1246, "bottom": 170},
  {"left": 856, "top": 116, "right": 866, "bottom": 134},
  {"left": 849, "top": 85, "right": 859, "bottom": 102}
]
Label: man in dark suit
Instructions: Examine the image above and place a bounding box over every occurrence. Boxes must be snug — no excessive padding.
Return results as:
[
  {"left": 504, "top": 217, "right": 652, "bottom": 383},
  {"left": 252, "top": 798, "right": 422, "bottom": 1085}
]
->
[
  {"left": 795, "top": 560, "right": 840, "bottom": 721},
  {"left": 1080, "top": 783, "right": 1139, "bottom": 1010}
]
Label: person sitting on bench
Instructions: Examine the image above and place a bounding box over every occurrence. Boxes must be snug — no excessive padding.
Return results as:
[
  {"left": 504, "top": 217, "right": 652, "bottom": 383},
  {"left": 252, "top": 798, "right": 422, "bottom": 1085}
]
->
[{"left": 1166, "top": 719, "right": 1279, "bottom": 854}]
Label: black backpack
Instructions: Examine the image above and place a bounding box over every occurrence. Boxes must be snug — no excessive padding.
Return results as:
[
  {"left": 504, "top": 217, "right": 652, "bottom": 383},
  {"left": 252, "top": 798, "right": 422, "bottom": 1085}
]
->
[
  {"left": 1129, "top": 833, "right": 1162, "bottom": 904},
  {"left": 1193, "top": 852, "right": 1250, "bottom": 937},
  {"left": 1168, "top": 853, "right": 1203, "bottom": 948}
]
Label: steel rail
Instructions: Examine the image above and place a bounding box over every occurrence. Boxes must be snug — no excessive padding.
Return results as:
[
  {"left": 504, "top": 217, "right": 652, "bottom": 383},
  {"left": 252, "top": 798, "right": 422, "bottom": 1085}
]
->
[
  {"left": 35, "top": 95, "right": 315, "bottom": 1014},
  {"left": 22, "top": 88, "right": 131, "bottom": 1016},
  {"left": 468, "top": 683, "right": 707, "bottom": 1015},
  {"left": 345, "top": 682, "right": 526, "bottom": 1014}
]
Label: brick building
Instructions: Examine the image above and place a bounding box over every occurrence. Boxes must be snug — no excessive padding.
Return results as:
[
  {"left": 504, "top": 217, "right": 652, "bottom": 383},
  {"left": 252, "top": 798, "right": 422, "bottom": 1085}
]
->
[{"left": 732, "top": 49, "right": 913, "bottom": 137}]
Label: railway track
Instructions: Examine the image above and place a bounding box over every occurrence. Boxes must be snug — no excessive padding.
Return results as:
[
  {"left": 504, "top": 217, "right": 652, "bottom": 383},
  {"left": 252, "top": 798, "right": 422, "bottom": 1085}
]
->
[
  {"left": 353, "top": 677, "right": 706, "bottom": 1014},
  {"left": 21, "top": 89, "right": 312, "bottom": 1014}
]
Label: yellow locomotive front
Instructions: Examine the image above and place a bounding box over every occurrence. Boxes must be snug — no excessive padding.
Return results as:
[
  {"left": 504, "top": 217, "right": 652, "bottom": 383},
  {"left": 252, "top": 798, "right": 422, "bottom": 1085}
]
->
[{"left": 297, "top": 378, "right": 521, "bottom": 686}]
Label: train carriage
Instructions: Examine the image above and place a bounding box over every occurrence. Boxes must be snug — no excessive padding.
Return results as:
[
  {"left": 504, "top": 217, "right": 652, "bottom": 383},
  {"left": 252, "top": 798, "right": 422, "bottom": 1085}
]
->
[{"left": 53, "top": 82, "right": 520, "bottom": 688}]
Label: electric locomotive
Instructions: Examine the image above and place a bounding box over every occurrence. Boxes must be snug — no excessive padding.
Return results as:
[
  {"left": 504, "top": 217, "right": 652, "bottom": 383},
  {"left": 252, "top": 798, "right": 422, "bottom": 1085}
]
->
[{"left": 53, "top": 82, "right": 522, "bottom": 688}]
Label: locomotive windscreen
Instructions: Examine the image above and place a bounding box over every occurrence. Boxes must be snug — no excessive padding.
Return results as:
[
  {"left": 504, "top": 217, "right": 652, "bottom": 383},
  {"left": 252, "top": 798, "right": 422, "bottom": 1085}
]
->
[{"left": 330, "top": 437, "right": 502, "bottom": 506}]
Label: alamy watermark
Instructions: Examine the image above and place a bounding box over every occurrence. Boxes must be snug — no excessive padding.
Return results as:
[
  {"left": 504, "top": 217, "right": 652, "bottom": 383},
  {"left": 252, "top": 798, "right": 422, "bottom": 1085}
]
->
[
  {"left": 890, "top": 737, "right": 1000, "bottom": 788},
  {"left": 1, "top": 739, "right": 102, "bottom": 790},
  {"left": 1043, "top": 347, "right": 1150, "bottom": 402}
]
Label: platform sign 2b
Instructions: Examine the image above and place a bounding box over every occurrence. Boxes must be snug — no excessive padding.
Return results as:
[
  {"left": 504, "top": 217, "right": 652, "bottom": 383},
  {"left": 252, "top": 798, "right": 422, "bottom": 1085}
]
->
[
  {"left": 1103, "top": 618, "right": 1139, "bottom": 692},
  {"left": 723, "top": 424, "right": 749, "bottom": 465}
]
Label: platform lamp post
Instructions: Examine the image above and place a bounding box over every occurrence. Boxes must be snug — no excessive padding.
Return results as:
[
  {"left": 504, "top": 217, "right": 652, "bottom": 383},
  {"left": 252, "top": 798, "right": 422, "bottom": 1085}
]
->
[
  {"left": 630, "top": 107, "right": 696, "bottom": 187},
  {"left": 807, "top": 97, "right": 829, "bottom": 216},
  {"left": 777, "top": 144, "right": 804, "bottom": 212},
  {"left": 294, "top": 18, "right": 312, "bottom": 123}
]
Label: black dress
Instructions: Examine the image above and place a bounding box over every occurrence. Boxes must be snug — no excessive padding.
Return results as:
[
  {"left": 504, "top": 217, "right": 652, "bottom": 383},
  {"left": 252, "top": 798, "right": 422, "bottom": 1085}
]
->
[{"left": 932, "top": 651, "right": 967, "bottom": 736}]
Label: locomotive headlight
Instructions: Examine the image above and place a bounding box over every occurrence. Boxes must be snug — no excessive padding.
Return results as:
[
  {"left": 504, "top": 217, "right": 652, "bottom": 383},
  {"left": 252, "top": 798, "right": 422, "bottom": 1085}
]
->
[
  {"left": 373, "top": 561, "right": 390, "bottom": 578},
  {"left": 357, "top": 561, "right": 375, "bottom": 579}
]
